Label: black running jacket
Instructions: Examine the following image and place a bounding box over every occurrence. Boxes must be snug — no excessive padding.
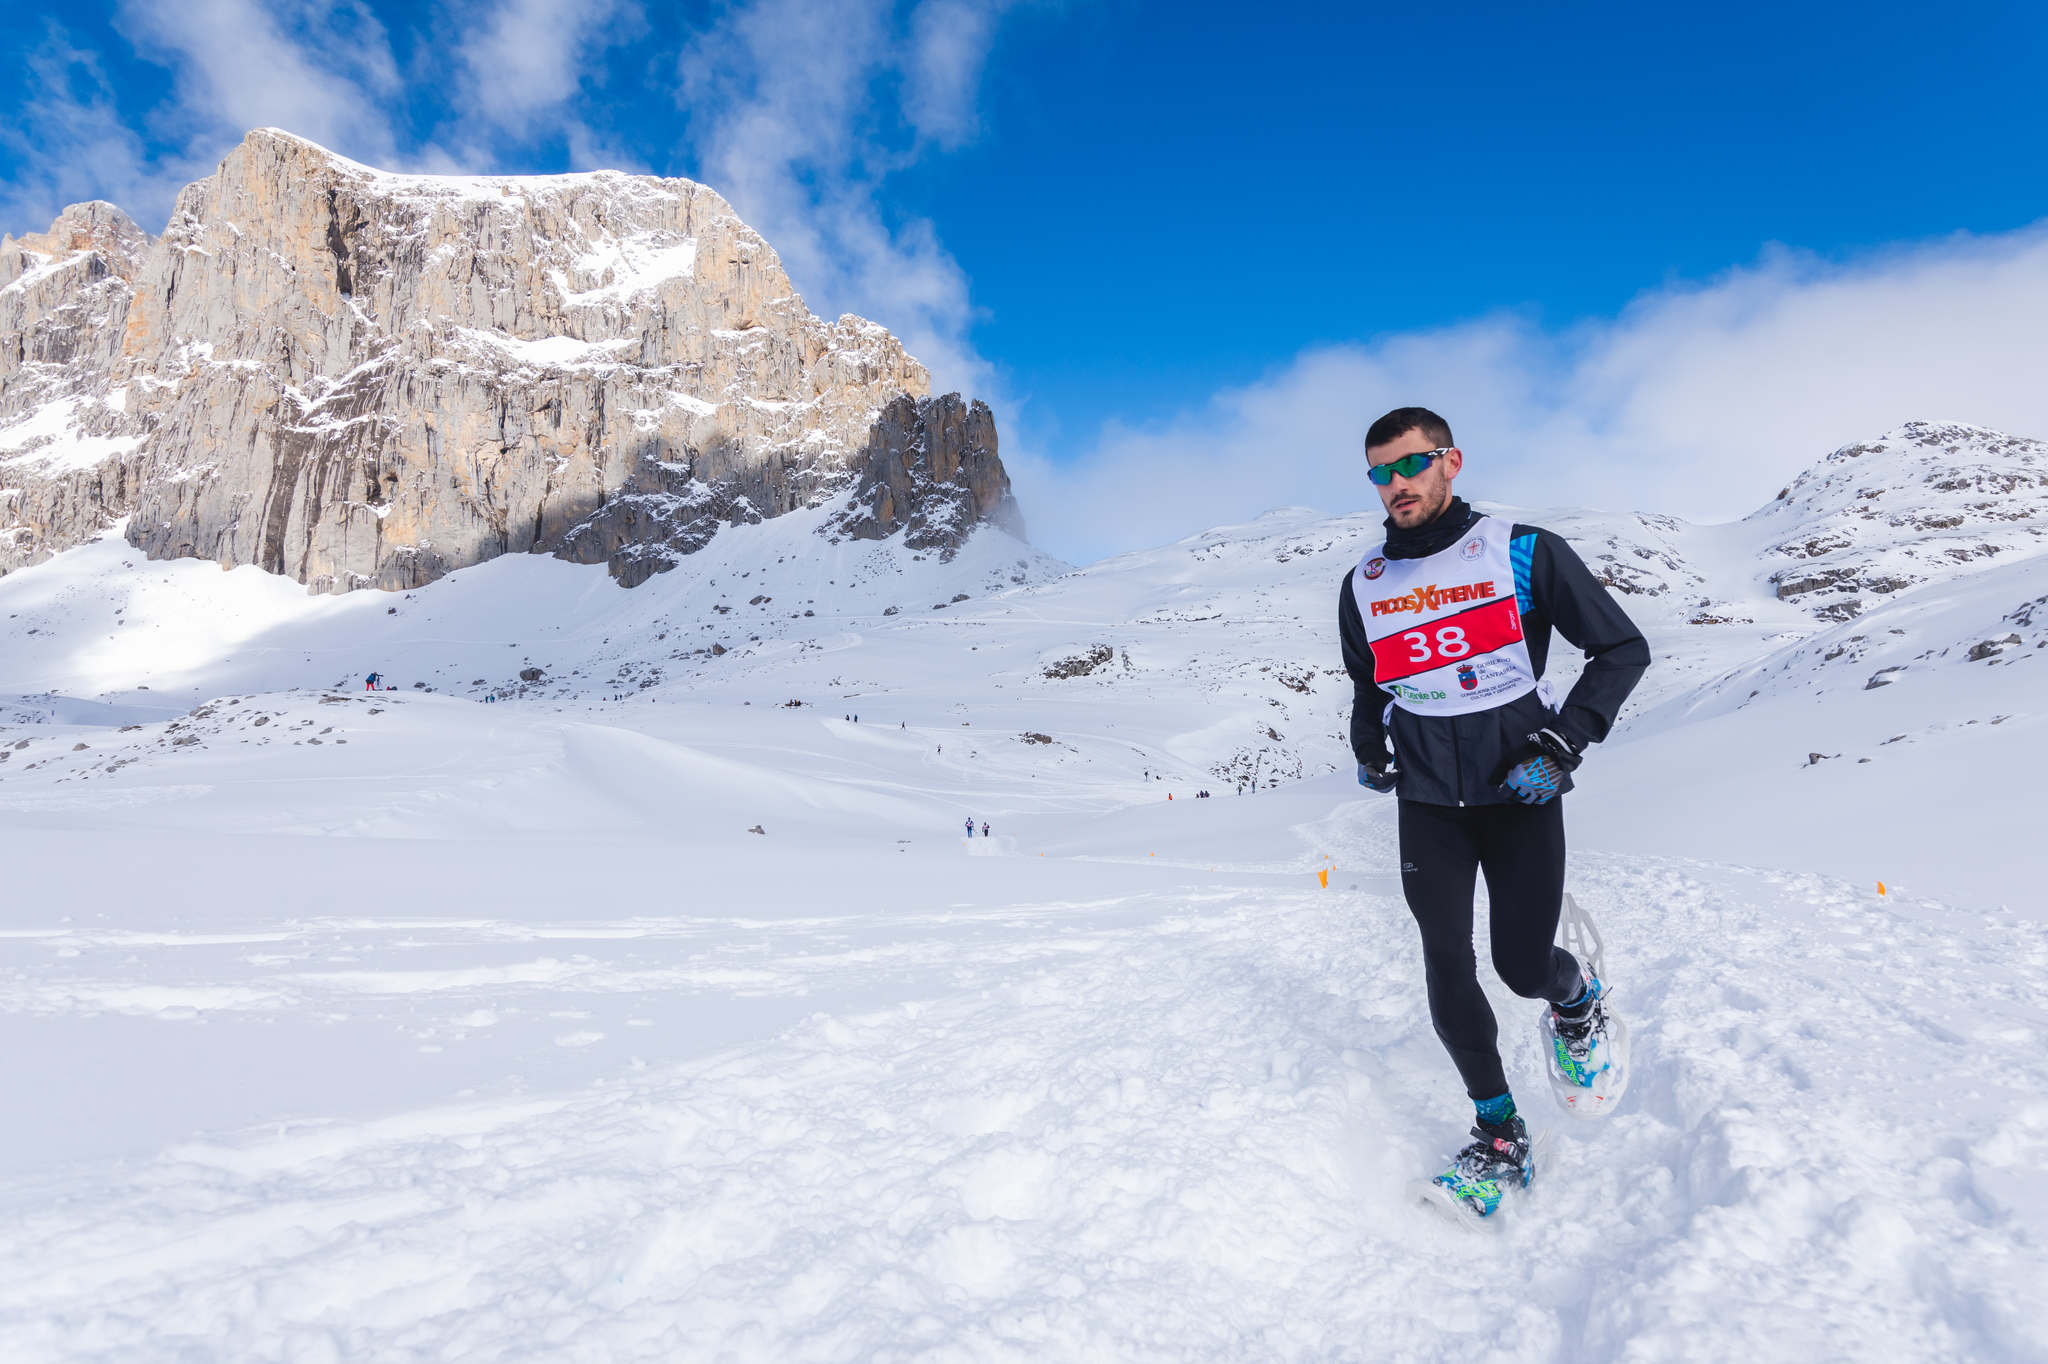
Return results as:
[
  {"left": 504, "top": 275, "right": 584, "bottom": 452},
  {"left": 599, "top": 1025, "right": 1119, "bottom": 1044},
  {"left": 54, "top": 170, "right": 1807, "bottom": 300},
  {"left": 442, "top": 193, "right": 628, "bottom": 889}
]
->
[{"left": 1338, "top": 503, "right": 1650, "bottom": 807}]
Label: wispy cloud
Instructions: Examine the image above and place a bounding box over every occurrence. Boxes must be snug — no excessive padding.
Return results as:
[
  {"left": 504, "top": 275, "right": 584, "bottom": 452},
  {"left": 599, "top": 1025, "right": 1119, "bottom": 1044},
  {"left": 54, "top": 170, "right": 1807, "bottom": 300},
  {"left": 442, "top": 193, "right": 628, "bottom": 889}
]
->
[
  {"left": 0, "top": 26, "right": 205, "bottom": 235},
  {"left": 675, "top": 0, "right": 1020, "bottom": 398},
  {"left": 116, "top": 0, "right": 404, "bottom": 163},
  {"left": 0, "top": 3, "right": 412, "bottom": 234},
  {"left": 444, "top": 0, "right": 646, "bottom": 163},
  {"left": 1013, "top": 225, "right": 2048, "bottom": 563},
  {"left": 904, "top": 0, "right": 1017, "bottom": 150},
  {"left": 454, "top": 0, "right": 632, "bottom": 128},
  {"left": 4, "top": 1, "right": 655, "bottom": 235}
]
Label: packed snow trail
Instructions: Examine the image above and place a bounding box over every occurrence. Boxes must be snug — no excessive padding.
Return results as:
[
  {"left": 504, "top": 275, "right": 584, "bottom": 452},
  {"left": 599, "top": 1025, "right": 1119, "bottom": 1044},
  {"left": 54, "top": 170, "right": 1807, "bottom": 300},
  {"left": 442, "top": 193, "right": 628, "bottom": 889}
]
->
[{"left": 2, "top": 796, "right": 2040, "bottom": 1359}]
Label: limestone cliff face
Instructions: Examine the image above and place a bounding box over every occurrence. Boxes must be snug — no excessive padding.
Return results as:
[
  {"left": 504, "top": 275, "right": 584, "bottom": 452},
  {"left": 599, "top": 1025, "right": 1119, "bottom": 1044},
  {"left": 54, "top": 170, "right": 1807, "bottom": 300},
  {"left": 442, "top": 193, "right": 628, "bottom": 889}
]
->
[
  {"left": 0, "top": 129, "right": 1023, "bottom": 589},
  {"left": 0, "top": 201, "right": 153, "bottom": 570}
]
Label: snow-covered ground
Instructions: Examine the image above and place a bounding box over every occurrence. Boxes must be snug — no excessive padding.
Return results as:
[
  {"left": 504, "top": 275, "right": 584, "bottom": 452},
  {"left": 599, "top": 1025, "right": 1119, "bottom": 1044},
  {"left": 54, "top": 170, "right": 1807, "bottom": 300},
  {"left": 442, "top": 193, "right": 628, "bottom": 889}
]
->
[{"left": 2, "top": 429, "right": 2045, "bottom": 1359}]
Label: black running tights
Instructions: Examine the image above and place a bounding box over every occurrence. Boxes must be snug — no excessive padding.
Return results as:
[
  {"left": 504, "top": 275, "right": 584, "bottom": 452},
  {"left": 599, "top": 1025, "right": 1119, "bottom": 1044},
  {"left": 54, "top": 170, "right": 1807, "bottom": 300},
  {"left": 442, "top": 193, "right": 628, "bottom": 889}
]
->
[{"left": 1396, "top": 798, "right": 1583, "bottom": 1100}]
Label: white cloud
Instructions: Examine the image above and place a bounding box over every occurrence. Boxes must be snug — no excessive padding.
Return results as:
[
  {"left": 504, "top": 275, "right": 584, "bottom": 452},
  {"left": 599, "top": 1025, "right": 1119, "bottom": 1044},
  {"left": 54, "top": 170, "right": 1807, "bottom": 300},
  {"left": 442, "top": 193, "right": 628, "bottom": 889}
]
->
[
  {"left": 2, "top": 1, "right": 660, "bottom": 235},
  {"left": 116, "top": 0, "right": 405, "bottom": 164},
  {"left": 448, "top": 0, "right": 644, "bottom": 149},
  {"left": 904, "top": 0, "right": 1018, "bottom": 149},
  {"left": 674, "top": 0, "right": 1016, "bottom": 400},
  {"left": 1013, "top": 226, "right": 2048, "bottom": 563},
  {"left": 0, "top": 30, "right": 207, "bottom": 236}
]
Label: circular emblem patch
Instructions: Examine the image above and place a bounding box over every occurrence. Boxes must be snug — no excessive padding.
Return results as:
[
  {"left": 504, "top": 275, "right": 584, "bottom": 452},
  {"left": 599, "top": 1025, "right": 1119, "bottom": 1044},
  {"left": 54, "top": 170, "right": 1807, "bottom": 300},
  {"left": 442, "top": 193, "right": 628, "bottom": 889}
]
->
[
  {"left": 1460, "top": 537, "right": 1486, "bottom": 561},
  {"left": 1362, "top": 556, "right": 1386, "bottom": 580}
]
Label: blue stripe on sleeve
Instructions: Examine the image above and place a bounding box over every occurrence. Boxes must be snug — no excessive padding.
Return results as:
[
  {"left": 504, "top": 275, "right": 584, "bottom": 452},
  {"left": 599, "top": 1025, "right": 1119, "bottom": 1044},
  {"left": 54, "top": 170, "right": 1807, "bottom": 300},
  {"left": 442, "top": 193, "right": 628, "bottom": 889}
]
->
[{"left": 1510, "top": 532, "right": 1536, "bottom": 615}]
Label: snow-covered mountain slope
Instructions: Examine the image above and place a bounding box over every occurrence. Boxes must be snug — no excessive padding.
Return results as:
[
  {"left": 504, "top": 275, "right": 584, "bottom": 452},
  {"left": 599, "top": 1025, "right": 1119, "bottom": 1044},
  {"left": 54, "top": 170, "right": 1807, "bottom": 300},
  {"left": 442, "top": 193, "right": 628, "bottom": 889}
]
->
[
  {"left": 1744, "top": 420, "right": 2048, "bottom": 622},
  {"left": 0, "top": 509, "right": 1063, "bottom": 704},
  {"left": 0, "top": 425, "right": 2044, "bottom": 1359},
  {"left": 1576, "top": 548, "right": 2047, "bottom": 910},
  {"left": 4, "top": 422, "right": 2044, "bottom": 899}
]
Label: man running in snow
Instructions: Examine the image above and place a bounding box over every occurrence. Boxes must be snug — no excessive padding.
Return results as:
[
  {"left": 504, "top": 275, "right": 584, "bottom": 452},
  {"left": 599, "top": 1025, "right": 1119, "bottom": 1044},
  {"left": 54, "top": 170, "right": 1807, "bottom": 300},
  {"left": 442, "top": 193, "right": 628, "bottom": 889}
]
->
[{"left": 1338, "top": 406, "right": 1648, "bottom": 1215}]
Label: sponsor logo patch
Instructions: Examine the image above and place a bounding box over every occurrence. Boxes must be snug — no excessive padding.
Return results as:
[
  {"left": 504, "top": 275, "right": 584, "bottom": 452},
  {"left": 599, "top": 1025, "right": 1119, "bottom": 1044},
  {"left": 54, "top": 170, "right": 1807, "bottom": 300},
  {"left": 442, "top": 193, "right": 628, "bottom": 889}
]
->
[
  {"left": 1369, "top": 579, "right": 1497, "bottom": 617},
  {"left": 1361, "top": 556, "right": 1386, "bottom": 580},
  {"left": 1460, "top": 536, "right": 1486, "bottom": 561},
  {"left": 1389, "top": 682, "right": 1449, "bottom": 702},
  {"left": 1457, "top": 663, "right": 1478, "bottom": 691}
]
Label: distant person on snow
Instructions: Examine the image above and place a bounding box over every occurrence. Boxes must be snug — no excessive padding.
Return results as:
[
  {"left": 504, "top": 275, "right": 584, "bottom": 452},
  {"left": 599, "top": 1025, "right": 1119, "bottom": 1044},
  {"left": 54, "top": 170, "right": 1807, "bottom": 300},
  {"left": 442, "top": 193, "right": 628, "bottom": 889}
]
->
[
  {"left": 1339, "top": 405, "right": 1648, "bottom": 1219},
  {"left": 964, "top": 817, "right": 974, "bottom": 837},
  {"left": 981, "top": 822, "right": 989, "bottom": 838},
  {"left": 364, "top": 672, "right": 380, "bottom": 691}
]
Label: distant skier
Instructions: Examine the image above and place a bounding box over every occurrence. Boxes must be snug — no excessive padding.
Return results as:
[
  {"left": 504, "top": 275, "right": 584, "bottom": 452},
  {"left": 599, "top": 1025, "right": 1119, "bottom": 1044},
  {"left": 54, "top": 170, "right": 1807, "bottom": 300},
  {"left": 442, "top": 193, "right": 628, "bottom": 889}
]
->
[
  {"left": 964, "top": 817, "right": 974, "bottom": 837},
  {"left": 1339, "top": 407, "right": 1649, "bottom": 1218},
  {"left": 980, "top": 822, "right": 989, "bottom": 838},
  {"left": 364, "top": 672, "right": 380, "bottom": 691}
]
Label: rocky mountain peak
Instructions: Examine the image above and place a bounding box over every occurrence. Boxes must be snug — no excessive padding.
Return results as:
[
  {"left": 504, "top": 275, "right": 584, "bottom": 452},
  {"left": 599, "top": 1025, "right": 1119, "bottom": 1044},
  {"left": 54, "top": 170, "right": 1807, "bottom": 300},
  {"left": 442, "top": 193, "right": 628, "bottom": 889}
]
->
[
  {"left": 1, "top": 200, "right": 151, "bottom": 279},
  {"left": 1746, "top": 421, "right": 2048, "bottom": 621},
  {"left": 1, "top": 128, "right": 1021, "bottom": 591}
]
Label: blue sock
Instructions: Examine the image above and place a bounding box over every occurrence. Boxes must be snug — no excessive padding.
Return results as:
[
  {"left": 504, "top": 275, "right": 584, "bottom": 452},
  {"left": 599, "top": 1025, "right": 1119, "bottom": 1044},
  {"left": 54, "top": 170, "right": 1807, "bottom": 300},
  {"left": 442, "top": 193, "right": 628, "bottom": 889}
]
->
[{"left": 1475, "top": 1092, "right": 1516, "bottom": 1127}]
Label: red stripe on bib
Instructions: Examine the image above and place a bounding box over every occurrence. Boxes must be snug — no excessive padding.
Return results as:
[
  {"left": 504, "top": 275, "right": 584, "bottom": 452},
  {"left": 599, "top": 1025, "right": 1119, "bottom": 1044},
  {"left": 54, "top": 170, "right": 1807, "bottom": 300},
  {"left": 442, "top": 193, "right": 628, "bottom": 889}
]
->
[{"left": 1368, "top": 596, "right": 1525, "bottom": 685}]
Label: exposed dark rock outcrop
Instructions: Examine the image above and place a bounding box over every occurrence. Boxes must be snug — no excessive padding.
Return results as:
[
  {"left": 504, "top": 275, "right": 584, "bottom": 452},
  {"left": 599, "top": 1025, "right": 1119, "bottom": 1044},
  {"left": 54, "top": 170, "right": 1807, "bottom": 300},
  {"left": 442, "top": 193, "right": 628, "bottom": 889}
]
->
[{"left": 830, "top": 394, "right": 1024, "bottom": 558}]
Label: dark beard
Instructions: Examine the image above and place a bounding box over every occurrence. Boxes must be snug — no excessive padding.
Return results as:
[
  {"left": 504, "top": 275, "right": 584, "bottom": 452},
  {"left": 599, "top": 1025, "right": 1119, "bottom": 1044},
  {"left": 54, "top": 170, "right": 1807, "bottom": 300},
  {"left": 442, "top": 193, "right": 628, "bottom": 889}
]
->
[
  {"left": 1391, "top": 483, "right": 1452, "bottom": 526},
  {"left": 1382, "top": 495, "right": 1479, "bottom": 560}
]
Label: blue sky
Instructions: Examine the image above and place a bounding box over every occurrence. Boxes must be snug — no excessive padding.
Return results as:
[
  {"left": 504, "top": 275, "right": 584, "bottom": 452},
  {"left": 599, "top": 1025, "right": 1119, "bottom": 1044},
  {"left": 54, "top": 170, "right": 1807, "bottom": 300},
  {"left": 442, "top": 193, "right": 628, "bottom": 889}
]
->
[{"left": 5, "top": 2, "right": 2047, "bottom": 559}]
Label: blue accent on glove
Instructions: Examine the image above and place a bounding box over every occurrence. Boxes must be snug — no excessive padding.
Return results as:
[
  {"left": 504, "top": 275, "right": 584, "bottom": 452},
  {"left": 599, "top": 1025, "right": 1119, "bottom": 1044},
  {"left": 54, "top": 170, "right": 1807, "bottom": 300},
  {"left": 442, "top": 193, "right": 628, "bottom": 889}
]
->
[
  {"left": 1496, "top": 727, "right": 1582, "bottom": 803},
  {"left": 1502, "top": 754, "right": 1564, "bottom": 804},
  {"left": 1357, "top": 760, "right": 1398, "bottom": 793}
]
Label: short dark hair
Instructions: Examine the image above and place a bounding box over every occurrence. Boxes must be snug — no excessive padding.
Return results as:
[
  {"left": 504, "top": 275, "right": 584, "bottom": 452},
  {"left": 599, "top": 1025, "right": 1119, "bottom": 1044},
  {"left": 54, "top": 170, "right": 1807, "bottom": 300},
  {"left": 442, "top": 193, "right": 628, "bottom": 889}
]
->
[{"left": 1365, "top": 406, "right": 1453, "bottom": 452}]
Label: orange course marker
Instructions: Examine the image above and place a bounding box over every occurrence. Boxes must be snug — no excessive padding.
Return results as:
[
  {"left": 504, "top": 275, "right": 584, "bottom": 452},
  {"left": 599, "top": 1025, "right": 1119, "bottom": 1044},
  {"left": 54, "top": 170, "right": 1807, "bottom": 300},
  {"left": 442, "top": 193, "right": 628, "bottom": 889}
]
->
[
  {"left": 1877, "top": 881, "right": 1887, "bottom": 896},
  {"left": 1318, "top": 869, "right": 1329, "bottom": 888}
]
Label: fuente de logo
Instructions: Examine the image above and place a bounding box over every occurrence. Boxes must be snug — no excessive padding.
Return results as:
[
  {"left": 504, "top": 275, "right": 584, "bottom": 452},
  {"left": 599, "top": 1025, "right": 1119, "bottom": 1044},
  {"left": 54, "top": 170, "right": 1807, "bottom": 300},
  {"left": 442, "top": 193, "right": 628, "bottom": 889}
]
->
[{"left": 1370, "top": 580, "right": 1497, "bottom": 617}]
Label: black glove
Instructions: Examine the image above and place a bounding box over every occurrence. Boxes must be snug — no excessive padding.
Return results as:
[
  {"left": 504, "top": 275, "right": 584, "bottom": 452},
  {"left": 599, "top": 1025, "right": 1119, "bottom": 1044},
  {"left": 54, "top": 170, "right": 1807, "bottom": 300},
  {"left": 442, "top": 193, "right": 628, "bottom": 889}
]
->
[
  {"left": 1494, "top": 728, "right": 1582, "bottom": 804},
  {"left": 1357, "top": 744, "right": 1399, "bottom": 793}
]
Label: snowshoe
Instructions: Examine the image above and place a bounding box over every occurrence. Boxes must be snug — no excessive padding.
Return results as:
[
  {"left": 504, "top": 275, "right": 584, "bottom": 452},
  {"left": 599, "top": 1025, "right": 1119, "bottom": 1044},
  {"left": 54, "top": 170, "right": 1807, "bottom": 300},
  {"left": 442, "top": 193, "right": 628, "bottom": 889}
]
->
[
  {"left": 1543, "top": 893, "right": 1631, "bottom": 1119},
  {"left": 1420, "top": 1114, "right": 1533, "bottom": 1221},
  {"left": 1541, "top": 977, "right": 1631, "bottom": 1118}
]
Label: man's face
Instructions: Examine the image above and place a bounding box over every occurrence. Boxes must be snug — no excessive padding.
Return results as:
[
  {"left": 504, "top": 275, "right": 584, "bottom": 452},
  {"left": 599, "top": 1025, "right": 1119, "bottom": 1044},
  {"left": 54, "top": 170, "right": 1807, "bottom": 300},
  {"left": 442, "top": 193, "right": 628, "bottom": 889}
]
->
[{"left": 1366, "top": 427, "right": 1463, "bottom": 529}]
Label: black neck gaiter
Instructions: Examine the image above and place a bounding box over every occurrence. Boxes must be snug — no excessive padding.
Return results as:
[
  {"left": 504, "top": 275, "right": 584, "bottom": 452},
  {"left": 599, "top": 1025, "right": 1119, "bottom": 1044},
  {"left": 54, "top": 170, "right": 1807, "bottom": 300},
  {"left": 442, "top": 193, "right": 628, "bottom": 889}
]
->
[{"left": 1382, "top": 495, "right": 1480, "bottom": 561}]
